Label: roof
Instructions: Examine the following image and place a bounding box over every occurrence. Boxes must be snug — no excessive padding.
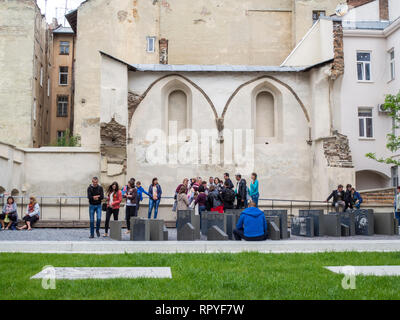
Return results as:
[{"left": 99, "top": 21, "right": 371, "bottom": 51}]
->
[
  {"left": 343, "top": 20, "right": 390, "bottom": 30},
  {"left": 53, "top": 26, "right": 74, "bottom": 34},
  {"left": 100, "top": 50, "right": 332, "bottom": 73},
  {"left": 65, "top": 9, "right": 78, "bottom": 33}
]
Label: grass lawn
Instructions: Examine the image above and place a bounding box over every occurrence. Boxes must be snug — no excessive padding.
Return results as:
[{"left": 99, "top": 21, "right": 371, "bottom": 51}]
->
[{"left": 1, "top": 251, "right": 400, "bottom": 300}]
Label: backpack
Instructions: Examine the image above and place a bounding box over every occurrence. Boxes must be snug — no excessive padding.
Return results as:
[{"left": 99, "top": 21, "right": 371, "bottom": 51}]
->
[{"left": 224, "top": 188, "right": 235, "bottom": 203}]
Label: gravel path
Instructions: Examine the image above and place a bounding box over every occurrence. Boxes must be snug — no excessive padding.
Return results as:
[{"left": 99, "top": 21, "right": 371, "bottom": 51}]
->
[{"left": 0, "top": 228, "right": 399, "bottom": 241}]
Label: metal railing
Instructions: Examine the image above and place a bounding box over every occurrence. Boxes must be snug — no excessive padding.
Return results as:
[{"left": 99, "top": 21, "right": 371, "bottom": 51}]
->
[{"left": 0, "top": 194, "right": 339, "bottom": 221}]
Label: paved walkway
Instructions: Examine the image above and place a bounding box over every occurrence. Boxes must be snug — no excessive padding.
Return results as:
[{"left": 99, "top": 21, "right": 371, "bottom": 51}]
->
[{"left": 0, "top": 228, "right": 399, "bottom": 254}]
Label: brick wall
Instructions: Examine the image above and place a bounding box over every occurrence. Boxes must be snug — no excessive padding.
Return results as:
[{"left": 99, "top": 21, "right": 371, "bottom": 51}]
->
[
  {"left": 379, "top": 0, "right": 389, "bottom": 20},
  {"left": 360, "top": 187, "right": 395, "bottom": 204}
]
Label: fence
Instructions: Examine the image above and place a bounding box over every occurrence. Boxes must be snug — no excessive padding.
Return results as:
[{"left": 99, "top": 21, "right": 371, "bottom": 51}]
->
[{"left": 0, "top": 194, "right": 351, "bottom": 221}]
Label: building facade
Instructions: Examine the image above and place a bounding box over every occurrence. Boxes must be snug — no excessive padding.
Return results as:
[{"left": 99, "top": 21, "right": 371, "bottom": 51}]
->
[
  {"left": 337, "top": 0, "right": 400, "bottom": 190},
  {"left": 0, "top": 0, "right": 51, "bottom": 148},
  {"left": 49, "top": 26, "right": 76, "bottom": 145}
]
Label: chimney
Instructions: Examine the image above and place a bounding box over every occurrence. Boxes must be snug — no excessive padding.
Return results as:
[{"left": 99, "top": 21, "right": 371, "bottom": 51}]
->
[
  {"left": 159, "top": 38, "right": 168, "bottom": 64},
  {"left": 379, "top": 0, "right": 389, "bottom": 21}
]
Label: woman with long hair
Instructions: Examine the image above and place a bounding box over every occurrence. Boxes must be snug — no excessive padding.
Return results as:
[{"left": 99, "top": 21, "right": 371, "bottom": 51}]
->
[
  {"left": 177, "top": 185, "right": 189, "bottom": 211},
  {"left": 148, "top": 178, "right": 162, "bottom": 219},
  {"left": 0, "top": 196, "right": 18, "bottom": 230},
  {"left": 18, "top": 196, "right": 40, "bottom": 231},
  {"left": 104, "top": 181, "right": 122, "bottom": 237},
  {"left": 124, "top": 178, "right": 137, "bottom": 234}
]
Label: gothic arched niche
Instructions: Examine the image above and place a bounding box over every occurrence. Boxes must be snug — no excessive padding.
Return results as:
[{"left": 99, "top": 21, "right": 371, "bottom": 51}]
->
[{"left": 256, "top": 91, "right": 275, "bottom": 138}]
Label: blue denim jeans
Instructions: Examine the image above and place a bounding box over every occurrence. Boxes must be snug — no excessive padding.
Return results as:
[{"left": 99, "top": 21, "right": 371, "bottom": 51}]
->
[
  {"left": 89, "top": 204, "right": 102, "bottom": 236},
  {"left": 148, "top": 199, "right": 160, "bottom": 219},
  {"left": 251, "top": 193, "right": 259, "bottom": 207},
  {"left": 198, "top": 205, "right": 206, "bottom": 228},
  {"left": 396, "top": 211, "right": 400, "bottom": 226}
]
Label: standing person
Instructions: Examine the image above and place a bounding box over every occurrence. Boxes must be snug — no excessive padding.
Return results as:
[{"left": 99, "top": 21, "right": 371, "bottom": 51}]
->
[
  {"left": 177, "top": 186, "right": 189, "bottom": 211},
  {"left": 18, "top": 196, "right": 40, "bottom": 231},
  {"left": 214, "top": 177, "right": 223, "bottom": 192},
  {"left": 86, "top": 177, "right": 104, "bottom": 238},
  {"left": 207, "top": 177, "right": 215, "bottom": 189},
  {"left": 104, "top": 181, "right": 122, "bottom": 237},
  {"left": 174, "top": 178, "right": 189, "bottom": 212},
  {"left": 148, "top": 178, "right": 162, "bottom": 219},
  {"left": 395, "top": 186, "right": 400, "bottom": 226},
  {"left": 233, "top": 202, "right": 268, "bottom": 241},
  {"left": 0, "top": 196, "right": 18, "bottom": 230},
  {"left": 235, "top": 173, "right": 247, "bottom": 209},
  {"left": 249, "top": 172, "right": 259, "bottom": 207},
  {"left": 326, "top": 184, "right": 346, "bottom": 213},
  {"left": 344, "top": 184, "right": 354, "bottom": 211},
  {"left": 195, "top": 185, "right": 207, "bottom": 219},
  {"left": 124, "top": 178, "right": 137, "bottom": 234},
  {"left": 224, "top": 173, "right": 234, "bottom": 190},
  {"left": 351, "top": 187, "right": 363, "bottom": 209},
  {"left": 136, "top": 181, "right": 149, "bottom": 213},
  {"left": 221, "top": 180, "right": 236, "bottom": 211},
  {"left": 206, "top": 185, "right": 224, "bottom": 213}
]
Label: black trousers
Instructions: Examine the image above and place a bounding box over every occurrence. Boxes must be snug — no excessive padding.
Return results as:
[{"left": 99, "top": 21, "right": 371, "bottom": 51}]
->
[
  {"left": 125, "top": 205, "right": 137, "bottom": 230},
  {"left": 0, "top": 213, "right": 17, "bottom": 222},
  {"left": 23, "top": 215, "right": 39, "bottom": 226},
  {"left": 233, "top": 228, "right": 267, "bottom": 241},
  {"left": 236, "top": 197, "right": 246, "bottom": 209},
  {"left": 104, "top": 207, "right": 119, "bottom": 233}
]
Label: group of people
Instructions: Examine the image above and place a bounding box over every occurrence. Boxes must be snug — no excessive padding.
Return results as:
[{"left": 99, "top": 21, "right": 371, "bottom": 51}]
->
[
  {"left": 87, "top": 176, "right": 162, "bottom": 238},
  {"left": 0, "top": 196, "right": 41, "bottom": 231},
  {"left": 174, "top": 172, "right": 259, "bottom": 217},
  {"left": 326, "top": 184, "right": 363, "bottom": 212}
]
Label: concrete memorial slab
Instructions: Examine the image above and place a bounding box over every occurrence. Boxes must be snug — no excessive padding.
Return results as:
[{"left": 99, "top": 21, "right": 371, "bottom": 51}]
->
[
  {"left": 299, "top": 210, "right": 324, "bottom": 236},
  {"left": 201, "top": 212, "right": 225, "bottom": 236},
  {"left": 341, "top": 224, "right": 350, "bottom": 237},
  {"left": 207, "top": 226, "right": 228, "bottom": 241},
  {"left": 325, "top": 266, "right": 400, "bottom": 276},
  {"left": 130, "top": 218, "right": 150, "bottom": 241},
  {"left": 265, "top": 216, "right": 280, "bottom": 240},
  {"left": 224, "top": 214, "right": 236, "bottom": 240},
  {"left": 291, "top": 217, "right": 314, "bottom": 237},
  {"left": 31, "top": 267, "right": 172, "bottom": 280},
  {"left": 149, "top": 219, "right": 165, "bottom": 241},
  {"left": 177, "top": 210, "right": 200, "bottom": 239},
  {"left": 264, "top": 210, "right": 288, "bottom": 239},
  {"left": 163, "top": 226, "right": 169, "bottom": 241},
  {"left": 354, "top": 209, "right": 374, "bottom": 236},
  {"left": 332, "top": 211, "right": 355, "bottom": 236},
  {"left": 374, "top": 212, "right": 395, "bottom": 236},
  {"left": 177, "top": 222, "right": 195, "bottom": 241},
  {"left": 323, "top": 214, "right": 341, "bottom": 237},
  {"left": 109, "top": 221, "right": 123, "bottom": 241}
]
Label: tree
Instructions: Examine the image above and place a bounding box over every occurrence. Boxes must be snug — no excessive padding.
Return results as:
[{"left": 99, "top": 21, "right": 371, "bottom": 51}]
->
[
  {"left": 366, "top": 91, "right": 400, "bottom": 166},
  {"left": 53, "top": 129, "right": 80, "bottom": 147}
]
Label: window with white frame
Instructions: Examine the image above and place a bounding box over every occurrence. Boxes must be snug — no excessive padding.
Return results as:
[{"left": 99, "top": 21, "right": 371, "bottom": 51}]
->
[
  {"left": 146, "top": 36, "right": 156, "bottom": 53},
  {"left": 60, "top": 41, "right": 70, "bottom": 55},
  {"left": 357, "top": 52, "right": 371, "bottom": 81},
  {"left": 57, "top": 95, "right": 68, "bottom": 117},
  {"left": 358, "top": 108, "right": 373, "bottom": 138},
  {"left": 389, "top": 49, "right": 395, "bottom": 81},
  {"left": 59, "top": 66, "right": 68, "bottom": 85}
]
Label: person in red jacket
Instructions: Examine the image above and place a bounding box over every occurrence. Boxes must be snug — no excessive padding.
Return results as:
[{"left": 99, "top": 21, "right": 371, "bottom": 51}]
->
[{"left": 104, "top": 181, "right": 122, "bottom": 237}]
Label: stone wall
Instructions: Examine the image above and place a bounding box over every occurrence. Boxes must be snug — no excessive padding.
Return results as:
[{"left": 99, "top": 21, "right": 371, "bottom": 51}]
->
[
  {"left": 360, "top": 187, "right": 395, "bottom": 204},
  {"left": 322, "top": 131, "right": 353, "bottom": 168}
]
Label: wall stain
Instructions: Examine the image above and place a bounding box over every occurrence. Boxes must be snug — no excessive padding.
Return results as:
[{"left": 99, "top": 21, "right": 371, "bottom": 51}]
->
[
  {"left": 117, "top": 10, "right": 128, "bottom": 22},
  {"left": 194, "top": 19, "right": 206, "bottom": 24}
]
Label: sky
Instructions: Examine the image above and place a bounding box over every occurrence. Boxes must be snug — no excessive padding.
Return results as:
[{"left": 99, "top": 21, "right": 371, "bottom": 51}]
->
[{"left": 36, "top": 0, "right": 85, "bottom": 25}]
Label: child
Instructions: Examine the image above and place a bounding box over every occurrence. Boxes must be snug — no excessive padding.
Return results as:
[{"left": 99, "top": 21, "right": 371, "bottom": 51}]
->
[{"left": 136, "top": 181, "right": 150, "bottom": 212}]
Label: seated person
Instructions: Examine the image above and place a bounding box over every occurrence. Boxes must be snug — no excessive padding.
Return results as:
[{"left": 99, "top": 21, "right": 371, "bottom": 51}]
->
[
  {"left": 0, "top": 196, "right": 18, "bottom": 230},
  {"left": 233, "top": 202, "right": 267, "bottom": 241},
  {"left": 18, "top": 196, "right": 40, "bottom": 231}
]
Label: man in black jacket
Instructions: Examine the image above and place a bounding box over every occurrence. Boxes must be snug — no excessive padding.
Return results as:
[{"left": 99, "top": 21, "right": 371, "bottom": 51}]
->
[
  {"left": 326, "top": 184, "right": 345, "bottom": 213},
  {"left": 223, "top": 173, "right": 234, "bottom": 190},
  {"left": 235, "top": 173, "right": 247, "bottom": 209},
  {"left": 344, "top": 184, "right": 354, "bottom": 212},
  {"left": 87, "top": 177, "right": 104, "bottom": 238}
]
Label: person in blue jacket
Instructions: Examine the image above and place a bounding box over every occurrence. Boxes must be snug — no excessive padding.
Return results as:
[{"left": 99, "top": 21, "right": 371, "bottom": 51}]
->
[
  {"left": 351, "top": 187, "right": 363, "bottom": 209},
  {"left": 233, "top": 202, "right": 268, "bottom": 241},
  {"left": 136, "top": 180, "right": 149, "bottom": 212}
]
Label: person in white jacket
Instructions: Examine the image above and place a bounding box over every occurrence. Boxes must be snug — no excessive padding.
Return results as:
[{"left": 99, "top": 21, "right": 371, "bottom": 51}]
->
[{"left": 18, "top": 196, "right": 40, "bottom": 231}]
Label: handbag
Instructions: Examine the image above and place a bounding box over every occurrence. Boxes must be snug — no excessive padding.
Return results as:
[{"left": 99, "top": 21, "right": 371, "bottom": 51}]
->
[{"left": 102, "top": 202, "right": 107, "bottom": 212}]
